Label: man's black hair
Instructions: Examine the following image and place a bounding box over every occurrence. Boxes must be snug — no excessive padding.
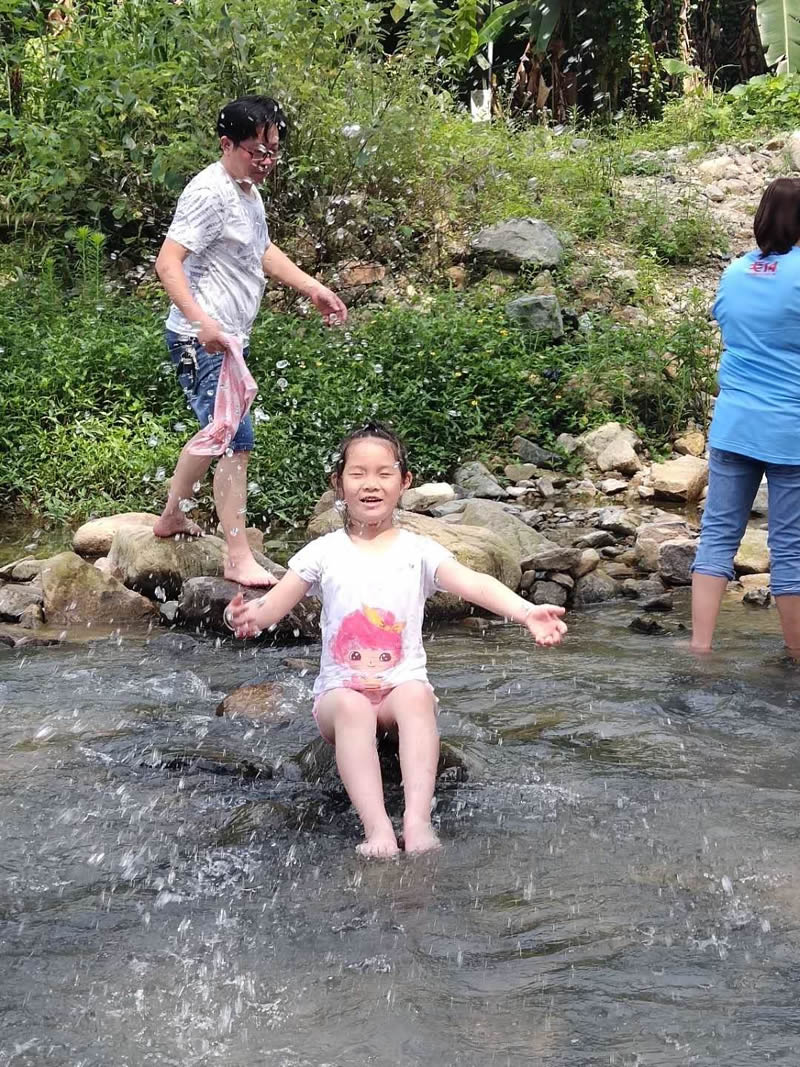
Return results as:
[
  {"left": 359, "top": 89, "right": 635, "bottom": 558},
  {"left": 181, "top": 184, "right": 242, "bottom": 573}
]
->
[{"left": 216, "top": 95, "right": 288, "bottom": 145}]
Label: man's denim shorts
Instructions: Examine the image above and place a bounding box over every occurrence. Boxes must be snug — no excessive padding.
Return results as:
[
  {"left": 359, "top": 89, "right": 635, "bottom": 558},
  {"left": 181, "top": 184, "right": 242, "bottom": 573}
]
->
[
  {"left": 165, "top": 329, "right": 255, "bottom": 453},
  {"left": 692, "top": 447, "right": 800, "bottom": 596}
]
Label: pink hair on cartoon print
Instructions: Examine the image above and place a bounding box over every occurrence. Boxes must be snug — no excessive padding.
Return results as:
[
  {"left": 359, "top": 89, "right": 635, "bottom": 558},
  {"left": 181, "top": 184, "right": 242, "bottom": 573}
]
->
[{"left": 331, "top": 607, "right": 404, "bottom": 665}]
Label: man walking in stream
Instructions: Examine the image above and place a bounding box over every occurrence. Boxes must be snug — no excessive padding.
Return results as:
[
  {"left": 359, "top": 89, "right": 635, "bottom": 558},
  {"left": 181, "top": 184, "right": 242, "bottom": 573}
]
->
[{"left": 153, "top": 94, "right": 347, "bottom": 587}]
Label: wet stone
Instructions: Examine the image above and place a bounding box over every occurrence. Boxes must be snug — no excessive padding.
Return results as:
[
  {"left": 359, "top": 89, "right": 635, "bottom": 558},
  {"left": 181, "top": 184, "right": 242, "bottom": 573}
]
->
[
  {"left": 216, "top": 681, "right": 287, "bottom": 720},
  {"left": 147, "top": 631, "right": 201, "bottom": 655},
  {"left": 743, "top": 587, "right": 771, "bottom": 607},
  {"left": 629, "top": 614, "right": 687, "bottom": 636},
  {"left": 0, "top": 583, "right": 44, "bottom": 623},
  {"left": 640, "top": 593, "right": 674, "bottom": 613}
]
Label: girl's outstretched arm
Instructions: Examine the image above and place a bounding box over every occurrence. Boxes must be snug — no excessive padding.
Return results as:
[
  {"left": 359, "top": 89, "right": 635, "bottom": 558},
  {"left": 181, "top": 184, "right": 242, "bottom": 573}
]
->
[
  {"left": 227, "top": 571, "right": 311, "bottom": 638},
  {"left": 435, "top": 558, "right": 567, "bottom": 647}
]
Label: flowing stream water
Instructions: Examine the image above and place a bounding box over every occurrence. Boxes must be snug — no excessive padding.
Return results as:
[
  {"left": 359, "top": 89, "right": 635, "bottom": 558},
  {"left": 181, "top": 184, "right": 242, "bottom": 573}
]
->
[{"left": 2, "top": 591, "right": 800, "bottom": 1066}]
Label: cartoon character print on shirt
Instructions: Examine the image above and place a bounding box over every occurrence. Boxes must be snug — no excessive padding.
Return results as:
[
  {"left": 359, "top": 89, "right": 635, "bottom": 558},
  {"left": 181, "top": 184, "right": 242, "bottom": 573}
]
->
[{"left": 330, "top": 606, "right": 405, "bottom": 691}]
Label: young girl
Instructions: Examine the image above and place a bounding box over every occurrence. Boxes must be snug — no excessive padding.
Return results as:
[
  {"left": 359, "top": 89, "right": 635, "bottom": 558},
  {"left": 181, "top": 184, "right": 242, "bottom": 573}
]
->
[{"left": 227, "top": 422, "right": 567, "bottom": 857}]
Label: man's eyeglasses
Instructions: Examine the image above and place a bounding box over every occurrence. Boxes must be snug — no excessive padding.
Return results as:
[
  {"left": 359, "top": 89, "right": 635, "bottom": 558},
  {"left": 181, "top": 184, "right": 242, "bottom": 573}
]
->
[{"left": 239, "top": 144, "right": 280, "bottom": 163}]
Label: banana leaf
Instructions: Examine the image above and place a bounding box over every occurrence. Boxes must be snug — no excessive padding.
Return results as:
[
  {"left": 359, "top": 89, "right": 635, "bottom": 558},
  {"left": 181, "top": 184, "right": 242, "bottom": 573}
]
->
[{"left": 755, "top": 0, "right": 800, "bottom": 73}]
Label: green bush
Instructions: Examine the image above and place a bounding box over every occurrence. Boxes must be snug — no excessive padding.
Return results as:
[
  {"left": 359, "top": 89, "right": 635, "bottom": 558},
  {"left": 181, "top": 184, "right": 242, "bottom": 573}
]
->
[
  {"left": 0, "top": 267, "right": 718, "bottom": 527},
  {"left": 629, "top": 191, "right": 728, "bottom": 265}
]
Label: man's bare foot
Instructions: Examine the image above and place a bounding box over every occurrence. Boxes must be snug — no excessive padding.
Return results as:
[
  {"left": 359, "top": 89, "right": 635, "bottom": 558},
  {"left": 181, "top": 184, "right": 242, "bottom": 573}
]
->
[
  {"left": 403, "top": 821, "right": 442, "bottom": 854},
  {"left": 356, "top": 827, "right": 400, "bottom": 858},
  {"left": 153, "top": 514, "right": 204, "bottom": 539},
  {"left": 224, "top": 557, "right": 277, "bottom": 588}
]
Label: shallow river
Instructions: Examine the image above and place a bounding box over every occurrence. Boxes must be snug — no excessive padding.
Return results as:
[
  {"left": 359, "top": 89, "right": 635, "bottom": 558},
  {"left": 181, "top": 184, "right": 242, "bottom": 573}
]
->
[{"left": 2, "top": 591, "right": 800, "bottom": 1067}]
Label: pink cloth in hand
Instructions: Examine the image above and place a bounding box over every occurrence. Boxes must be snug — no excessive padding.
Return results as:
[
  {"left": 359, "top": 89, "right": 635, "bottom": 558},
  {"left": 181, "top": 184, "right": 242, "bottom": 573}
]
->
[{"left": 185, "top": 335, "right": 258, "bottom": 456}]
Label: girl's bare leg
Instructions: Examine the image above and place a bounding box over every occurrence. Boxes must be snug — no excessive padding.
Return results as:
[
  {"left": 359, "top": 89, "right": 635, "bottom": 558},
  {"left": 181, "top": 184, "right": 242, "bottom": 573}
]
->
[
  {"left": 315, "top": 689, "right": 398, "bottom": 857},
  {"left": 378, "top": 681, "right": 441, "bottom": 854}
]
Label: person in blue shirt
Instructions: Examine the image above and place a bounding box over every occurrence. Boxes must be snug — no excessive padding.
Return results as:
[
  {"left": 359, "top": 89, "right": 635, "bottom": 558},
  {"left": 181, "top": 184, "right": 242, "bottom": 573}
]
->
[{"left": 691, "top": 178, "right": 800, "bottom": 654}]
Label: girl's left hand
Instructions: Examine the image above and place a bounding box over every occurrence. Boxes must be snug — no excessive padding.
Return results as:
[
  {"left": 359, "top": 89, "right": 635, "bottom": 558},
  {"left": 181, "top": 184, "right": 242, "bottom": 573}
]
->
[{"left": 523, "top": 604, "right": 567, "bottom": 646}]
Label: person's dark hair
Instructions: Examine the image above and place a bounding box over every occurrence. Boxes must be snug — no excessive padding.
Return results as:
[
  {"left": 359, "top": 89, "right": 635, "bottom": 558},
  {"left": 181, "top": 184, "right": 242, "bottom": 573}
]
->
[
  {"left": 216, "top": 95, "right": 288, "bottom": 145},
  {"left": 331, "top": 422, "right": 410, "bottom": 520},
  {"left": 753, "top": 177, "right": 800, "bottom": 256}
]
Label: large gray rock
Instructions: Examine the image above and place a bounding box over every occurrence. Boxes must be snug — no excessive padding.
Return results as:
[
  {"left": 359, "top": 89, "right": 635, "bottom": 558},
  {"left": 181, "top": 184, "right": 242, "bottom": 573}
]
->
[
  {"left": 572, "top": 569, "right": 620, "bottom": 606},
  {"left": 453, "top": 461, "right": 506, "bottom": 499},
  {"left": 73, "top": 512, "right": 160, "bottom": 557},
  {"left": 577, "top": 422, "right": 641, "bottom": 466},
  {"left": 401, "top": 483, "right": 456, "bottom": 513},
  {"left": 634, "top": 518, "right": 693, "bottom": 572},
  {"left": 650, "top": 455, "right": 708, "bottom": 503},
  {"left": 40, "top": 551, "right": 157, "bottom": 626},
  {"left": 0, "top": 582, "right": 44, "bottom": 623},
  {"left": 531, "top": 580, "right": 568, "bottom": 607},
  {"left": 506, "top": 294, "right": 563, "bottom": 338},
  {"left": 657, "top": 538, "right": 697, "bottom": 585},
  {"left": 460, "top": 499, "right": 550, "bottom": 561},
  {"left": 511, "top": 435, "right": 561, "bottom": 470},
  {"left": 520, "top": 544, "right": 583, "bottom": 574},
  {"left": 108, "top": 526, "right": 227, "bottom": 599},
  {"left": 596, "top": 436, "right": 642, "bottom": 475},
  {"left": 177, "top": 576, "right": 320, "bottom": 639},
  {"left": 470, "top": 218, "right": 563, "bottom": 271}
]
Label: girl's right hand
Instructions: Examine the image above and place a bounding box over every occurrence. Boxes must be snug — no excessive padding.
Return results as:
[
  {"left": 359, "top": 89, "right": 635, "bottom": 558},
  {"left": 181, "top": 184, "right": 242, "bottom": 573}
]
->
[{"left": 225, "top": 592, "right": 263, "bottom": 638}]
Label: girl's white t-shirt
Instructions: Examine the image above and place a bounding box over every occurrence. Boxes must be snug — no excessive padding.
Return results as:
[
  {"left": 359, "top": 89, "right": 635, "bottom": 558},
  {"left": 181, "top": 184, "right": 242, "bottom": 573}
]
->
[{"left": 288, "top": 528, "right": 453, "bottom": 698}]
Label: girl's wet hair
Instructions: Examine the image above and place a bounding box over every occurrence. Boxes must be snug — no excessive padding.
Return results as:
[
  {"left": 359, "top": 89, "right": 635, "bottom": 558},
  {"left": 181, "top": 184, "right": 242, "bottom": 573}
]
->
[{"left": 332, "top": 421, "right": 409, "bottom": 483}]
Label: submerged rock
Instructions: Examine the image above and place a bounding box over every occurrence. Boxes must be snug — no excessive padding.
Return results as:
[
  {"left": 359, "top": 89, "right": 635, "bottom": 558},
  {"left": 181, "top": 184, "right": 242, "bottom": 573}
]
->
[
  {"left": 216, "top": 681, "right": 288, "bottom": 720},
  {"left": 629, "top": 614, "right": 686, "bottom": 636}
]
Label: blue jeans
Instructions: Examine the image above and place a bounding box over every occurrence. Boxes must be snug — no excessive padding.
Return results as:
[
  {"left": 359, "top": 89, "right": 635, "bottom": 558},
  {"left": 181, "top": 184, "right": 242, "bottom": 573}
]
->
[
  {"left": 165, "top": 329, "right": 255, "bottom": 453},
  {"left": 692, "top": 447, "right": 800, "bottom": 596}
]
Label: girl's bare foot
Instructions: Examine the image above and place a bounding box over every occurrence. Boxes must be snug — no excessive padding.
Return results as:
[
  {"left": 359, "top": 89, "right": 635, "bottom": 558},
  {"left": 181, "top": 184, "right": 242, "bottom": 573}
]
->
[
  {"left": 356, "top": 822, "right": 399, "bottom": 858},
  {"left": 153, "top": 514, "right": 204, "bottom": 538},
  {"left": 224, "top": 557, "right": 277, "bottom": 588},
  {"left": 403, "top": 820, "right": 442, "bottom": 854}
]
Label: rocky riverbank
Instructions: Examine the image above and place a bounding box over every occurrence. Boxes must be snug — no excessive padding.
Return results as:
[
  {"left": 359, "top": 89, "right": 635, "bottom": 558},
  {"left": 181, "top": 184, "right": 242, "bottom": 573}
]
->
[{"left": 0, "top": 422, "right": 773, "bottom": 651}]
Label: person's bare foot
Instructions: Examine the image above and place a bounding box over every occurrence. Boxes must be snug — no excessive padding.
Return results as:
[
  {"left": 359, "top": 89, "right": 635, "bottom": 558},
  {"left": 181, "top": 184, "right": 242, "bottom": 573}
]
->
[
  {"left": 356, "top": 822, "right": 399, "bottom": 858},
  {"left": 224, "top": 557, "right": 277, "bottom": 588},
  {"left": 153, "top": 513, "right": 204, "bottom": 538},
  {"left": 403, "top": 820, "right": 442, "bottom": 854}
]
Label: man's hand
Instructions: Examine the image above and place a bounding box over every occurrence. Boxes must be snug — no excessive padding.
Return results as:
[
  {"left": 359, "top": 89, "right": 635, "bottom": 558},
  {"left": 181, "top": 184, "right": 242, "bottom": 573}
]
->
[
  {"left": 308, "top": 282, "right": 348, "bottom": 326},
  {"left": 195, "top": 317, "right": 232, "bottom": 355}
]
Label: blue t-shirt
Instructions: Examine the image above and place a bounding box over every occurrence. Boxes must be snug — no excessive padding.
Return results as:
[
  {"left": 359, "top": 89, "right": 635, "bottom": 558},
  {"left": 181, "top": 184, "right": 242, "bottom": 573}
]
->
[{"left": 711, "top": 246, "right": 800, "bottom": 464}]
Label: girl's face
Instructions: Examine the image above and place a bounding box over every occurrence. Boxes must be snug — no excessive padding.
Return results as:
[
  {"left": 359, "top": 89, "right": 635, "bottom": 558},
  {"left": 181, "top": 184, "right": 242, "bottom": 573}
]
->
[{"left": 338, "top": 438, "right": 411, "bottom": 529}]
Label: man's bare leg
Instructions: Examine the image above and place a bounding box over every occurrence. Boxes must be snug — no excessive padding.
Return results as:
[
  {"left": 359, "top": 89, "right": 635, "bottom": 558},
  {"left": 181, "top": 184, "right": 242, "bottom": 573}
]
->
[
  {"left": 153, "top": 444, "right": 211, "bottom": 538},
  {"left": 214, "top": 451, "right": 275, "bottom": 587}
]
